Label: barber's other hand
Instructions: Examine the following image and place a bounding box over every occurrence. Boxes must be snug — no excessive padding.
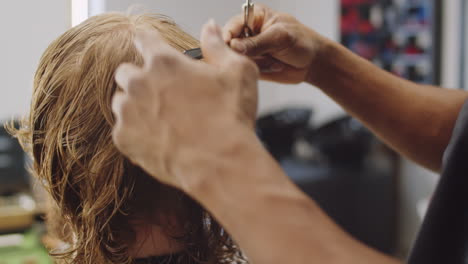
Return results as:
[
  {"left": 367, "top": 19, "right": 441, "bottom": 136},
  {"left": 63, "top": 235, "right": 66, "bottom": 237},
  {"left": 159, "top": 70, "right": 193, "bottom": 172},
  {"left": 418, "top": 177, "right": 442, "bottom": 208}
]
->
[
  {"left": 223, "top": 4, "right": 330, "bottom": 84},
  {"left": 112, "top": 20, "right": 259, "bottom": 190}
]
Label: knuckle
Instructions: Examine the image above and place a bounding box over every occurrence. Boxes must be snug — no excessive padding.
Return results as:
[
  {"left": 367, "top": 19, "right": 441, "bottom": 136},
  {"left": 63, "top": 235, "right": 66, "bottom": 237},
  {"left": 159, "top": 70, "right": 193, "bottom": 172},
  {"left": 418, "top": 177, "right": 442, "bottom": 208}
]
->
[
  {"left": 127, "top": 76, "right": 144, "bottom": 89},
  {"left": 232, "top": 55, "right": 249, "bottom": 67},
  {"left": 119, "top": 100, "right": 133, "bottom": 119},
  {"left": 256, "top": 3, "right": 270, "bottom": 16},
  {"left": 270, "top": 14, "right": 282, "bottom": 24},
  {"left": 274, "top": 24, "right": 295, "bottom": 46},
  {"left": 126, "top": 76, "right": 146, "bottom": 97},
  {"left": 148, "top": 53, "right": 162, "bottom": 67},
  {"left": 149, "top": 52, "right": 179, "bottom": 68},
  {"left": 112, "top": 130, "right": 130, "bottom": 153},
  {"left": 271, "top": 12, "right": 294, "bottom": 23},
  {"left": 112, "top": 128, "right": 123, "bottom": 146},
  {"left": 244, "top": 38, "right": 258, "bottom": 53},
  {"left": 231, "top": 56, "right": 259, "bottom": 77},
  {"left": 278, "top": 12, "right": 294, "bottom": 21},
  {"left": 241, "top": 56, "right": 257, "bottom": 70},
  {"left": 112, "top": 121, "right": 127, "bottom": 147}
]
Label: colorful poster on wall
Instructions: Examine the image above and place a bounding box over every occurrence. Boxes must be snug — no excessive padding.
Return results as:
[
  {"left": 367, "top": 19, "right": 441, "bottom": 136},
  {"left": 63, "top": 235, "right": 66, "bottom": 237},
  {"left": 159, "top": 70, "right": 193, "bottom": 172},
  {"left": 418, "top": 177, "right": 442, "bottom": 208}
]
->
[{"left": 341, "top": 0, "right": 439, "bottom": 84}]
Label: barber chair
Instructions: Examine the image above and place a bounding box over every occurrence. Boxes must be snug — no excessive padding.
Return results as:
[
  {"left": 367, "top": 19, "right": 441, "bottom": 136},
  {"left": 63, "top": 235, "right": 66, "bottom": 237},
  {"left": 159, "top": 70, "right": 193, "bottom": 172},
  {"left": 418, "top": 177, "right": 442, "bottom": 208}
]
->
[{"left": 257, "top": 110, "right": 399, "bottom": 255}]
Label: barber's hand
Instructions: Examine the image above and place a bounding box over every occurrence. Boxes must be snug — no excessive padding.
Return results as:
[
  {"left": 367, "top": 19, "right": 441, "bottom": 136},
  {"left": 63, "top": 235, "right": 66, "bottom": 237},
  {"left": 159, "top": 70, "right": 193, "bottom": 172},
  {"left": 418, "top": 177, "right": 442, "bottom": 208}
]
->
[
  {"left": 223, "top": 4, "right": 330, "bottom": 84},
  {"left": 112, "top": 20, "right": 259, "bottom": 189}
]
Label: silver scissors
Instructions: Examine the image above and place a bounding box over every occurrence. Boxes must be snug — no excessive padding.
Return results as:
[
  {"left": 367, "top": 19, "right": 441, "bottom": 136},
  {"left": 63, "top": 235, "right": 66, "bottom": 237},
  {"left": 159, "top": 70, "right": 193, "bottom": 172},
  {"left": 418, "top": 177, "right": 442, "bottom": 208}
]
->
[
  {"left": 243, "top": 0, "right": 255, "bottom": 37},
  {"left": 184, "top": 1, "right": 255, "bottom": 59}
]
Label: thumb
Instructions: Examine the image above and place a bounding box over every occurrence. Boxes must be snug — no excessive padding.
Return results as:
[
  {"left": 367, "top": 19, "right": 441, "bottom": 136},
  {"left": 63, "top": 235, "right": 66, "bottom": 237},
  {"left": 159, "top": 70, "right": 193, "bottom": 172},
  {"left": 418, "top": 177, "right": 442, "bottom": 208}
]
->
[
  {"left": 201, "top": 19, "right": 236, "bottom": 67},
  {"left": 230, "top": 25, "right": 291, "bottom": 57}
]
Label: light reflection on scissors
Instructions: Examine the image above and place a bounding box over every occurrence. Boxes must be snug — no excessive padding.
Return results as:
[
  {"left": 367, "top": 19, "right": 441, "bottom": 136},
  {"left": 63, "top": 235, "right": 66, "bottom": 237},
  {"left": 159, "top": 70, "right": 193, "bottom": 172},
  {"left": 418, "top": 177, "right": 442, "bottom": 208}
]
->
[{"left": 243, "top": 0, "right": 255, "bottom": 37}]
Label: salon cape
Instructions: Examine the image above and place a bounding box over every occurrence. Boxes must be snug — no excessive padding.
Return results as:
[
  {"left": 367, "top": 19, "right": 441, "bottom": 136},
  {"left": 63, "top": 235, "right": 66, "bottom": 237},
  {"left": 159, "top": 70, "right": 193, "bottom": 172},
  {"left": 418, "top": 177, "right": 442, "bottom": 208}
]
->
[{"left": 407, "top": 100, "right": 468, "bottom": 264}]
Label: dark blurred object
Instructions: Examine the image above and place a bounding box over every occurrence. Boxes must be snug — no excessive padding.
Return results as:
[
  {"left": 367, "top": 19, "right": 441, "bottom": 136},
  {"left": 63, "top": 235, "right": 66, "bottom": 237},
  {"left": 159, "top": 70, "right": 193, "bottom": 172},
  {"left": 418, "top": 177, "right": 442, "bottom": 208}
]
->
[
  {"left": 0, "top": 122, "right": 35, "bottom": 233},
  {"left": 0, "top": 122, "right": 29, "bottom": 195},
  {"left": 256, "top": 112, "right": 399, "bottom": 255},
  {"left": 404, "top": 36, "right": 425, "bottom": 55},
  {"left": 256, "top": 108, "right": 312, "bottom": 160},
  {"left": 305, "top": 116, "right": 373, "bottom": 164}
]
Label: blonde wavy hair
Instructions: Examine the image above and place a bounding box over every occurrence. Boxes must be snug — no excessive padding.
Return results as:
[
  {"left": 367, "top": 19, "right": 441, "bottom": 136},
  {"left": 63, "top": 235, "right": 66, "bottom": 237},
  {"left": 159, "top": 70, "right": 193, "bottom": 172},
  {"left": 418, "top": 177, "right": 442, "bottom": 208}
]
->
[{"left": 8, "top": 13, "right": 245, "bottom": 264}]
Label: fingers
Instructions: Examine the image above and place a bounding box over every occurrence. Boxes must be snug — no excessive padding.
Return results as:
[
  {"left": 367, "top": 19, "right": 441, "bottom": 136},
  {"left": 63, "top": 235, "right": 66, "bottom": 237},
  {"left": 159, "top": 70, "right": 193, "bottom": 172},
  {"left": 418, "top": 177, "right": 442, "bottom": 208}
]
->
[
  {"left": 115, "top": 63, "right": 143, "bottom": 93},
  {"left": 134, "top": 30, "right": 189, "bottom": 70},
  {"left": 222, "top": 14, "right": 244, "bottom": 43},
  {"left": 111, "top": 91, "right": 126, "bottom": 122},
  {"left": 230, "top": 25, "right": 293, "bottom": 57},
  {"left": 254, "top": 56, "right": 285, "bottom": 73},
  {"left": 222, "top": 3, "right": 269, "bottom": 43},
  {"left": 134, "top": 30, "right": 171, "bottom": 60},
  {"left": 111, "top": 91, "right": 134, "bottom": 156},
  {"left": 200, "top": 19, "right": 238, "bottom": 68},
  {"left": 201, "top": 19, "right": 260, "bottom": 79}
]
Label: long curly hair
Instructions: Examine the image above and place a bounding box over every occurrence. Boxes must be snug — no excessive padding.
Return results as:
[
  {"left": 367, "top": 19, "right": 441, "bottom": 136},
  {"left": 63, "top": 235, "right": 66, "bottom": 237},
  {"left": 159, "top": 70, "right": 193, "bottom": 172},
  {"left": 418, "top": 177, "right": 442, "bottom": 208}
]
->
[{"left": 8, "top": 13, "right": 246, "bottom": 264}]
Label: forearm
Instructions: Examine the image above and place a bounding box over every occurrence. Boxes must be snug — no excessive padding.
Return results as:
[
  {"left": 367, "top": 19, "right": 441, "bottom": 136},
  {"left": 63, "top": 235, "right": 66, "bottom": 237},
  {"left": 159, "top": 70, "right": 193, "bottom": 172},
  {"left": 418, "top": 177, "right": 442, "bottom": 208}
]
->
[
  {"left": 179, "top": 130, "right": 400, "bottom": 264},
  {"left": 309, "top": 41, "right": 468, "bottom": 171}
]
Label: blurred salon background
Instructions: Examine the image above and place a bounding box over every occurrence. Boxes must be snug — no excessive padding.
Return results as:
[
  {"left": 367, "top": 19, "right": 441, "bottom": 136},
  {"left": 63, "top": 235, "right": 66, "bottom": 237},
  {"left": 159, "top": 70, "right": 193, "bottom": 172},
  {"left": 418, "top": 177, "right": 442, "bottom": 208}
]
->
[{"left": 1, "top": 0, "right": 468, "bottom": 263}]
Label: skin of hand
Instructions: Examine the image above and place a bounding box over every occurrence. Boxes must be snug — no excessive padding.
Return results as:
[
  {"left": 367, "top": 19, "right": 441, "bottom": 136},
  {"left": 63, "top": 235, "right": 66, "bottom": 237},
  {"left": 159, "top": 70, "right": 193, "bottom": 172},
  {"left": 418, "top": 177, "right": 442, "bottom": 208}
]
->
[
  {"left": 223, "top": 3, "right": 331, "bottom": 84},
  {"left": 112, "top": 20, "right": 259, "bottom": 189},
  {"left": 224, "top": 3, "right": 468, "bottom": 171}
]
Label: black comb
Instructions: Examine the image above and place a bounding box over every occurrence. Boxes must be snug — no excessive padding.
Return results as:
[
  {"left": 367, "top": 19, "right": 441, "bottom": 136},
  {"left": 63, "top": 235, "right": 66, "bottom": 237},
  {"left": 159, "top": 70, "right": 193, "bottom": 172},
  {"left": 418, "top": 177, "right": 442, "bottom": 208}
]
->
[{"left": 184, "top": 48, "right": 203, "bottom": 60}]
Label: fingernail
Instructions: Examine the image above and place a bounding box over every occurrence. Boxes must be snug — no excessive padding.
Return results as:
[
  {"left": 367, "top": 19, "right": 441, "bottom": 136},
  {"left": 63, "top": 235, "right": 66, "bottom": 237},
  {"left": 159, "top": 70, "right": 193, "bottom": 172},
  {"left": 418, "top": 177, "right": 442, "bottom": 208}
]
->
[
  {"left": 207, "top": 18, "right": 217, "bottom": 32},
  {"left": 231, "top": 40, "right": 246, "bottom": 54}
]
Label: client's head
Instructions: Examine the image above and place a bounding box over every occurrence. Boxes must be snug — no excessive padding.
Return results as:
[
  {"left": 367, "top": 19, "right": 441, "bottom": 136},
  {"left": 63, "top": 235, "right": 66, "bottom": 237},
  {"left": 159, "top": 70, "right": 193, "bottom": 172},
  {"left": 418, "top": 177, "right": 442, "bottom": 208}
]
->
[{"left": 10, "top": 13, "right": 243, "bottom": 264}]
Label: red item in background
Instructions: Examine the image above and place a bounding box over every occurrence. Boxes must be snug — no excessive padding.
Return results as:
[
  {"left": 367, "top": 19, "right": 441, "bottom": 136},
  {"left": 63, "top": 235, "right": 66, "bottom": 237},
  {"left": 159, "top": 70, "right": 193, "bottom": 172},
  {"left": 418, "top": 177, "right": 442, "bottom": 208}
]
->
[
  {"left": 358, "top": 20, "right": 374, "bottom": 34},
  {"left": 341, "top": 8, "right": 360, "bottom": 34}
]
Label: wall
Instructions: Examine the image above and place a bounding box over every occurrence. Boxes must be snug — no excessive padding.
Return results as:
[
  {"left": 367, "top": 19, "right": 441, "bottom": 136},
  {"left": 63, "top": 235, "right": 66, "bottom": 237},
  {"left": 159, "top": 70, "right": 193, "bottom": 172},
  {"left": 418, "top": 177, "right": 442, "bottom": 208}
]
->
[
  {"left": 441, "top": 0, "right": 462, "bottom": 89},
  {"left": 465, "top": 0, "right": 468, "bottom": 89},
  {"left": 0, "top": 1, "right": 71, "bottom": 121}
]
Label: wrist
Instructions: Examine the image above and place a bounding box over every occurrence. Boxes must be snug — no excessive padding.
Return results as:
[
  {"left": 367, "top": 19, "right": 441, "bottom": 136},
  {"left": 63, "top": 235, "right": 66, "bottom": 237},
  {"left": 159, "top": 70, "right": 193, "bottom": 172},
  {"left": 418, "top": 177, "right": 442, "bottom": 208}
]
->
[
  {"left": 172, "top": 126, "right": 266, "bottom": 195},
  {"left": 305, "top": 37, "right": 342, "bottom": 86}
]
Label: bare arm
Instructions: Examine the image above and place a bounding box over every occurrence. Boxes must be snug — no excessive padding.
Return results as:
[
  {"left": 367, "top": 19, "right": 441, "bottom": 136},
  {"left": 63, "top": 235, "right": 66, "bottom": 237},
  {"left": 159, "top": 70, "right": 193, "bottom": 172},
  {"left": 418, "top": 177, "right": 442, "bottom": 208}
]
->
[
  {"left": 224, "top": 4, "right": 468, "bottom": 171},
  {"left": 309, "top": 41, "right": 468, "bottom": 171},
  {"left": 183, "top": 130, "right": 401, "bottom": 264}
]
